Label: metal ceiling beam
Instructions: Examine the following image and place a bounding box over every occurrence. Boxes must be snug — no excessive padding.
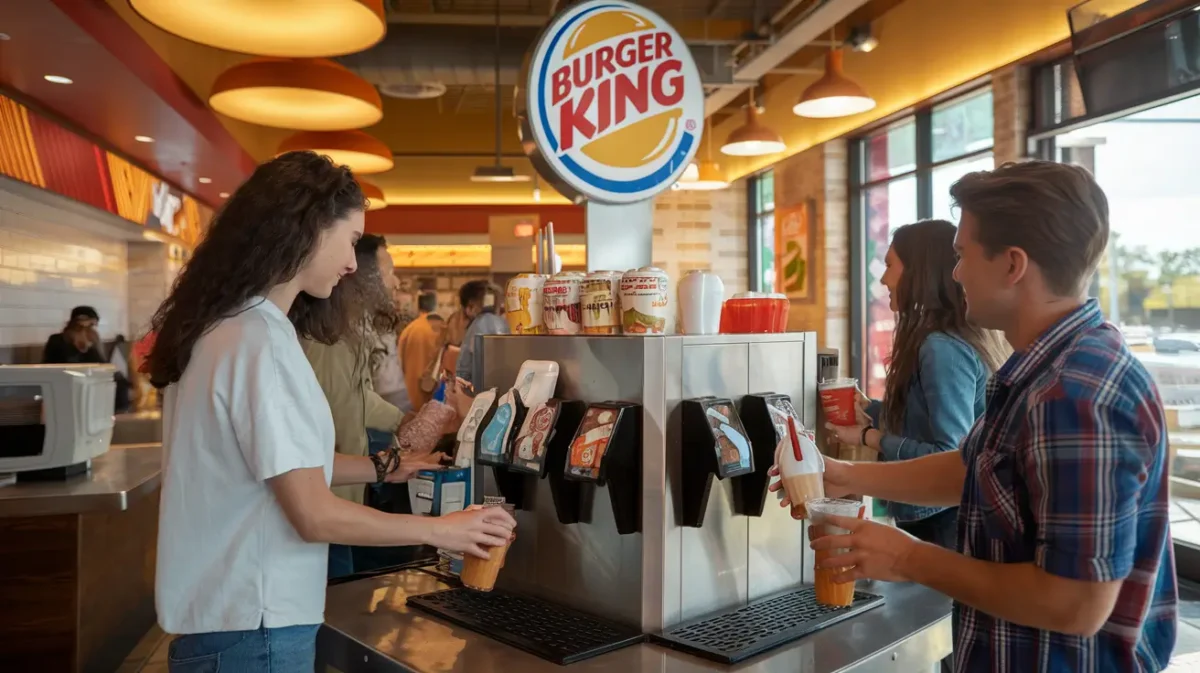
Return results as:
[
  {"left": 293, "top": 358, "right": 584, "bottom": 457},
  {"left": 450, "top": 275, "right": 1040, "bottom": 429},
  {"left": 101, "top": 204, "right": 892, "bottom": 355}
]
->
[{"left": 704, "top": 0, "right": 873, "bottom": 117}]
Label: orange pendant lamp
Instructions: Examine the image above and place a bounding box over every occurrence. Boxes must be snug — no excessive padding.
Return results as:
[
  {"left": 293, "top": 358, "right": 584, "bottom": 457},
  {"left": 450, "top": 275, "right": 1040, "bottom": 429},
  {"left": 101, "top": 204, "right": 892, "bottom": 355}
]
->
[
  {"left": 127, "top": 0, "right": 387, "bottom": 58},
  {"left": 358, "top": 181, "right": 388, "bottom": 211},
  {"left": 792, "top": 50, "right": 876, "bottom": 119},
  {"left": 721, "top": 90, "right": 785, "bottom": 157},
  {"left": 277, "top": 130, "right": 394, "bottom": 174},
  {"left": 209, "top": 58, "right": 383, "bottom": 131},
  {"left": 676, "top": 119, "right": 729, "bottom": 191}
]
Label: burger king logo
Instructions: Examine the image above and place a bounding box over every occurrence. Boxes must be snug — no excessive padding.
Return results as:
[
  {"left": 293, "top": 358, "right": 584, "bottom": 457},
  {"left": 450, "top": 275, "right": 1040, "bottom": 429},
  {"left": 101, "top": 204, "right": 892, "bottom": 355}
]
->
[{"left": 527, "top": 1, "right": 704, "bottom": 204}]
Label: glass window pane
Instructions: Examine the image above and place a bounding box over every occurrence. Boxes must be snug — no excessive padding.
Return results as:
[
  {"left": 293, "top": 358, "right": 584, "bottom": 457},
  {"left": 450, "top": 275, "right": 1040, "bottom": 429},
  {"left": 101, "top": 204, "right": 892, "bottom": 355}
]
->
[
  {"left": 863, "top": 119, "right": 917, "bottom": 182},
  {"left": 931, "top": 88, "right": 994, "bottom": 162},
  {"left": 760, "top": 213, "right": 776, "bottom": 291},
  {"left": 931, "top": 153, "right": 995, "bottom": 223},
  {"left": 761, "top": 170, "right": 774, "bottom": 212},
  {"left": 862, "top": 176, "right": 918, "bottom": 399}
]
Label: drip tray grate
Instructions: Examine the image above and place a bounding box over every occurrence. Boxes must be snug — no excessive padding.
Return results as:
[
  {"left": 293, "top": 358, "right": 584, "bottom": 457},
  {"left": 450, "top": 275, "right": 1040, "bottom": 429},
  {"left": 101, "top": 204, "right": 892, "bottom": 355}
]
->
[
  {"left": 406, "top": 588, "right": 645, "bottom": 665},
  {"left": 652, "top": 586, "right": 884, "bottom": 664}
]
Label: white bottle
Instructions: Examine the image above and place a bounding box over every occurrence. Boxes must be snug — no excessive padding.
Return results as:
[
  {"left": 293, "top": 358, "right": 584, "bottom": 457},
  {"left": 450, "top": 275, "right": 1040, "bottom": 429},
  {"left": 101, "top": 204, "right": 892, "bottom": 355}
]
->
[
  {"left": 677, "top": 270, "right": 724, "bottom": 335},
  {"left": 777, "top": 416, "right": 824, "bottom": 519}
]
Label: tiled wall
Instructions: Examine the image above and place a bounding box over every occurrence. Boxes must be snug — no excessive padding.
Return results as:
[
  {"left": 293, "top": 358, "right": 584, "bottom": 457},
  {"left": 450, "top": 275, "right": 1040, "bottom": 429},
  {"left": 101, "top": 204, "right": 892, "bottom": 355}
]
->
[
  {"left": 993, "top": 65, "right": 1031, "bottom": 165},
  {"left": 0, "top": 179, "right": 131, "bottom": 360},
  {"left": 651, "top": 181, "right": 750, "bottom": 298}
]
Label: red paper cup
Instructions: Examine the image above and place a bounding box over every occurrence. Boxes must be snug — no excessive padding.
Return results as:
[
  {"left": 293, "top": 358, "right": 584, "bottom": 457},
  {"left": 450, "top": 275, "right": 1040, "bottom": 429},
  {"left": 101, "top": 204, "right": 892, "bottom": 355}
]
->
[{"left": 818, "top": 378, "right": 858, "bottom": 426}]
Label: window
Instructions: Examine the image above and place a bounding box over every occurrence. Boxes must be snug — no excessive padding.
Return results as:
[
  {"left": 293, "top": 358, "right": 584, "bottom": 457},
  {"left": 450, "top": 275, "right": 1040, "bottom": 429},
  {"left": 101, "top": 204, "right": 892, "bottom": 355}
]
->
[
  {"left": 850, "top": 86, "right": 995, "bottom": 398},
  {"left": 752, "top": 170, "right": 776, "bottom": 292}
]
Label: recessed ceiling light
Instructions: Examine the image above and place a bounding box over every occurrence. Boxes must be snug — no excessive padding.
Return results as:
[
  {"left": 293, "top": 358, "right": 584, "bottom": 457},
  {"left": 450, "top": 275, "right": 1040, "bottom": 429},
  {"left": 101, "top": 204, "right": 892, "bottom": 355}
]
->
[
  {"left": 198, "top": 177, "right": 212, "bottom": 184},
  {"left": 134, "top": 135, "right": 155, "bottom": 143},
  {"left": 219, "top": 192, "right": 230, "bottom": 198},
  {"left": 44, "top": 75, "right": 73, "bottom": 85}
]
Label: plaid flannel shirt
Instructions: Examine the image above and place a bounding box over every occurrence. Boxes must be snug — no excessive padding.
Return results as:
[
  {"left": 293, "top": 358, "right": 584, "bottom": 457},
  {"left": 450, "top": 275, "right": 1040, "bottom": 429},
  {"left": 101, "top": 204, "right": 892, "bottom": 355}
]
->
[{"left": 955, "top": 300, "right": 1177, "bottom": 672}]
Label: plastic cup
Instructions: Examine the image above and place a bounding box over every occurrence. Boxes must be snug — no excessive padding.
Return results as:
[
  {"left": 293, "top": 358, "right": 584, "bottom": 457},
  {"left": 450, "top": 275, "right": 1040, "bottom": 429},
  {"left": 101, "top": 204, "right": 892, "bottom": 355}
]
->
[
  {"left": 806, "top": 497, "right": 864, "bottom": 608},
  {"left": 459, "top": 496, "right": 516, "bottom": 592},
  {"left": 818, "top": 378, "right": 858, "bottom": 426}
]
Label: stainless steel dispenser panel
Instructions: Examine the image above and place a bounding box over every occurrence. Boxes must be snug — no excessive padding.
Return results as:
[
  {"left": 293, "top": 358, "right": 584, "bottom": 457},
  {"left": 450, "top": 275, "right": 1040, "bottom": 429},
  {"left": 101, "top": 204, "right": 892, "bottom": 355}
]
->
[
  {"left": 480, "top": 335, "right": 650, "bottom": 628},
  {"left": 677, "top": 342, "right": 750, "bottom": 622}
]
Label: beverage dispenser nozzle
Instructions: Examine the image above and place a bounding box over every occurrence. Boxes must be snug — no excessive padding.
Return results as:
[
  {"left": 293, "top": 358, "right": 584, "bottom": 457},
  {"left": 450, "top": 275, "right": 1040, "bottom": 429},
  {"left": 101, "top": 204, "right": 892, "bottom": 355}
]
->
[
  {"left": 563, "top": 401, "right": 642, "bottom": 535},
  {"left": 680, "top": 397, "right": 755, "bottom": 527},
  {"left": 735, "top": 393, "right": 804, "bottom": 517}
]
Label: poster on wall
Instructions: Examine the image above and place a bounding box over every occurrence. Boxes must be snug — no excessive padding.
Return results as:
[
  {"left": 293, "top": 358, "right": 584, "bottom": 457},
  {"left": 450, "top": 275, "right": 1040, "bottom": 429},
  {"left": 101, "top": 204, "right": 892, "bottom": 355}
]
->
[{"left": 774, "top": 200, "right": 816, "bottom": 303}]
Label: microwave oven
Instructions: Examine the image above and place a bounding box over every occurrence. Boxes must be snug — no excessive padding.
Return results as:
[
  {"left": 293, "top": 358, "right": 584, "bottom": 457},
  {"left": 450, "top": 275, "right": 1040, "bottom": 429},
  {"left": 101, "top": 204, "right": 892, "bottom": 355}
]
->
[{"left": 0, "top": 364, "right": 115, "bottom": 475}]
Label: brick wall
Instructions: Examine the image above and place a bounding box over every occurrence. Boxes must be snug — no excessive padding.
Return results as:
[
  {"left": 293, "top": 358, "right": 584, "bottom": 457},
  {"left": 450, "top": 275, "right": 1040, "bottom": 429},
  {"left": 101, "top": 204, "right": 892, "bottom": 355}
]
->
[
  {"left": 773, "top": 141, "right": 851, "bottom": 373},
  {"left": 651, "top": 181, "right": 750, "bottom": 298},
  {"left": 126, "top": 241, "right": 185, "bottom": 339},
  {"left": 0, "top": 178, "right": 131, "bottom": 361},
  {"left": 993, "top": 65, "right": 1032, "bottom": 165}
]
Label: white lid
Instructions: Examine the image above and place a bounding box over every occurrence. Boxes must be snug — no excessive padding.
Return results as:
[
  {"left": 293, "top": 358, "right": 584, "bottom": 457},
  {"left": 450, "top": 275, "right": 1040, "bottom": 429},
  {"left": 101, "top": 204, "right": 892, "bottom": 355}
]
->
[
  {"left": 768, "top": 293, "right": 787, "bottom": 299},
  {"left": 731, "top": 291, "right": 763, "bottom": 300}
]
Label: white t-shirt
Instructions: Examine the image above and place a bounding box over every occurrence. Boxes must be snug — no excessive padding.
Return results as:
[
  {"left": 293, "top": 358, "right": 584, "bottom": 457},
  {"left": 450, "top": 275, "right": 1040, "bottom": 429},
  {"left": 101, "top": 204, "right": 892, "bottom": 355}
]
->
[{"left": 156, "top": 298, "right": 335, "bottom": 634}]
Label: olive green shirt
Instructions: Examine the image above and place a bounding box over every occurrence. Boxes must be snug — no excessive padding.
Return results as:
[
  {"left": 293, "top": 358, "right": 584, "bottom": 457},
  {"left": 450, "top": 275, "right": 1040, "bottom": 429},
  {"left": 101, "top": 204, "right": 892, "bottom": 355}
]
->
[{"left": 301, "top": 338, "right": 403, "bottom": 504}]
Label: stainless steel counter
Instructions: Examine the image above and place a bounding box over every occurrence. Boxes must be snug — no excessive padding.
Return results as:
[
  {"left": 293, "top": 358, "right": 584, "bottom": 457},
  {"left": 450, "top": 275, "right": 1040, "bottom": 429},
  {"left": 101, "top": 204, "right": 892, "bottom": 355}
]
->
[
  {"left": 319, "top": 570, "right": 953, "bottom": 673},
  {"left": 0, "top": 443, "right": 162, "bottom": 517}
]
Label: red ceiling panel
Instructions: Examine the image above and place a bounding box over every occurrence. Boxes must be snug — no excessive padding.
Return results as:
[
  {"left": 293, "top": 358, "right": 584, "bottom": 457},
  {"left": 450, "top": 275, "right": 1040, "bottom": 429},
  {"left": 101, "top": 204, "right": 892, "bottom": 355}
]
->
[
  {"left": 26, "top": 110, "right": 115, "bottom": 214},
  {"left": 0, "top": 0, "right": 255, "bottom": 207}
]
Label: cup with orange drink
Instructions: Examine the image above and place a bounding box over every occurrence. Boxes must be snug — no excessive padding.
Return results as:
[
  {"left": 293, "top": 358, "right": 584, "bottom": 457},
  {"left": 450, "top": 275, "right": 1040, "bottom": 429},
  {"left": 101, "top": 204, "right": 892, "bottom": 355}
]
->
[
  {"left": 459, "top": 496, "right": 517, "bottom": 592},
  {"left": 806, "top": 497, "right": 865, "bottom": 607}
]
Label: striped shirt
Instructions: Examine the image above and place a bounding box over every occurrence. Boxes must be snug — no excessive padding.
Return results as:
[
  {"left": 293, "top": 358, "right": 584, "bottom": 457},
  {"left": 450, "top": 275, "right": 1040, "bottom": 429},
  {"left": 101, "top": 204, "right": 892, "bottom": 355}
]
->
[{"left": 955, "top": 300, "right": 1177, "bottom": 672}]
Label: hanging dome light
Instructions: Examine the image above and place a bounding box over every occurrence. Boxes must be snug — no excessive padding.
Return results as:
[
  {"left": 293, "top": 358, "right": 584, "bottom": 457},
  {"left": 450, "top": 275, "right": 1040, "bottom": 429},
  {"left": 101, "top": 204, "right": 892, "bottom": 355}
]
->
[
  {"left": 128, "top": 0, "right": 387, "bottom": 58},
  {"left": 722, "top": 95, "right": 786, "bottom": 157},
  {"left": 358, "top": 181, "right": 387, "bottom": 211},
  {"left": 277, "top": 130, "right": 394, "bottom": 174},
  {"left": 676, "top": 161, "right": 729, "bottom": 191},
  {"left": 209, "top": 58, "right": 383, "bottom": 131},
  {"left": 793, "top": 50, "right": 876, "bottom": 119}
]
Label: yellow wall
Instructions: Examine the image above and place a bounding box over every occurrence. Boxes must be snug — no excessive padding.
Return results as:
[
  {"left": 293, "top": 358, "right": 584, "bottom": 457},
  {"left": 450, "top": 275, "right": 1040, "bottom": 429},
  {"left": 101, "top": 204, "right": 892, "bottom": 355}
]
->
[{"left": 715, "top": 0, "right": 1081, "bottom": 181}]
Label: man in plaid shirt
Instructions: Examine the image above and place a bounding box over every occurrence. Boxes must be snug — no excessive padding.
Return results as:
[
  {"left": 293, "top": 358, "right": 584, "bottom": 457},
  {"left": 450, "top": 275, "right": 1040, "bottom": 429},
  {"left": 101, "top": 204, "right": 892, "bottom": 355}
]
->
[{"left": 779, "top": 161, "right": 1177, "bottom": 671}]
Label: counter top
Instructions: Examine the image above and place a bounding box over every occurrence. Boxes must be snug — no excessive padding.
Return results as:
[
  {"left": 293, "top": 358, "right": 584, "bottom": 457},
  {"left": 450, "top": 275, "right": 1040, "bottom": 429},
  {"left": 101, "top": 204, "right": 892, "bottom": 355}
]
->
[
  {"left": 320, "top": 570, "right": 953, "bottom": 673},
  {"left": 0, "top": 444, "right": 162, "bottom": 517}
]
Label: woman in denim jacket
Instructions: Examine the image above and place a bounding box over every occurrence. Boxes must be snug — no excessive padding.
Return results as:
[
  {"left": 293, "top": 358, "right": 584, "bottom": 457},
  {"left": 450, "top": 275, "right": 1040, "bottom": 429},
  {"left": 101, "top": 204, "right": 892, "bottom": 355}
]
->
[{"left": 827, "top": 219, "right": 1007, "bottom": 548}]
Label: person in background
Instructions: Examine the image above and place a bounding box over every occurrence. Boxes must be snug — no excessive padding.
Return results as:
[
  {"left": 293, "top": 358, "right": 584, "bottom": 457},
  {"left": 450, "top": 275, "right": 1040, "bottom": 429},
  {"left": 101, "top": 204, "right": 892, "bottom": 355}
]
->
[
  {"left": 147, "top": 152, "right": 515, "bottom": 671},
  {"left": 456, "top": 280, "right": 508, "bottom": 388},
  {"left": 300, "top": 233, "right": 413, "bottom": 579},
  {"left": 42, "top": 306, "right": 105, "bottom": 364},
  {"left": 398, "top": 291, "right": 440, "bottom": 412},
  {"left": 774, "top": 161, "right": 1176, "bottom": 672},
  {"left": 361, "top": 236, "right": 411, "bottom": 418},
  {"left": 824, "top": 219, "right": 1008, "bottom": 550},
  {"left": 444, "top": 303, "right": 469, "bottom": 348}
]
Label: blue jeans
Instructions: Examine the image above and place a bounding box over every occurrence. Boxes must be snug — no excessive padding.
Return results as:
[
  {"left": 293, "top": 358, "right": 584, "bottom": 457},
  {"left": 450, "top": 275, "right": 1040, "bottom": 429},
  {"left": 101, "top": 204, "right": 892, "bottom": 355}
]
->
[{"left": 168, "top": 624, "right": 319, "bottom": 672}]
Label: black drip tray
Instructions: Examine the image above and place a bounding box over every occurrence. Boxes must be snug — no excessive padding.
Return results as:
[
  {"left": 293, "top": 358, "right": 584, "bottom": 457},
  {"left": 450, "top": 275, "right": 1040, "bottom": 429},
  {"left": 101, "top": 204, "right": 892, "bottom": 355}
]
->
[
  {"left": 652, "top": 586, "right": 885, "bottom": 664},
  {"left": 406, "top": 588, "right": 645, "bottom": 665}
]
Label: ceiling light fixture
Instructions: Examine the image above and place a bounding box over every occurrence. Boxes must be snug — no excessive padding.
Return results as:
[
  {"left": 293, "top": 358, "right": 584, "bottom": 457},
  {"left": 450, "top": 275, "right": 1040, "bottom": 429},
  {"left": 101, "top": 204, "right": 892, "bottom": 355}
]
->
[
  {"left": 277, "top": 130, "right": 394, "bottom": 174},
  {"left": 209, "top": 58, "right": 383, "bottom": 131},
  {"left": 721, "top": 89, "right": 786, "bottom": 157},
  {"left": 472, "top": 0, "right": 529, "bottom": 184},
  {"left": 198, "top": 177, "right": 212, "bottom": 184},
  {"left": 44, "top": 75, "right": 73, "bottom": 85},
  {"left": 134, "top": 135, "right": 155, "bottom": 143},
  {"left": 358, "top": 181, "right": 387, "bottom": 211},
  {"left": 219, "top": 192, "right": 230, "bottom": 198},
  {"left": 127, "top": 0, "right": 386, "bottom": 58},
  {"left": 845, "top": 25, "right": 879, "bottom": 53},
  {"left": 793, "top": 47, "right": 876, "bottom": 119},
  {"left": 677, "top": 120, "right": 728, "bottom": 191}
]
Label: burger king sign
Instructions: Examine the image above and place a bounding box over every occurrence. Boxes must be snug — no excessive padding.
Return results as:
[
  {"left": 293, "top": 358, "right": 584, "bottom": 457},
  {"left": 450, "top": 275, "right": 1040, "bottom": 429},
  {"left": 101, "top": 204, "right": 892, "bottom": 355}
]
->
[{"left": 527, "top": 1, "right": 704, "bottom": 204}]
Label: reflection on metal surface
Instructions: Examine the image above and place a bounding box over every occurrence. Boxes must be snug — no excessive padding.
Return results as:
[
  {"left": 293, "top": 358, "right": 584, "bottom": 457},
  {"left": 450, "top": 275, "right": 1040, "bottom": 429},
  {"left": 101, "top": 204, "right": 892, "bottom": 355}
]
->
[
  {"left": 320, "top": 569, "right": 953, "bottom": 673},
  {"left": 0, "top": 444, "right": 161, "bottom": 516}
]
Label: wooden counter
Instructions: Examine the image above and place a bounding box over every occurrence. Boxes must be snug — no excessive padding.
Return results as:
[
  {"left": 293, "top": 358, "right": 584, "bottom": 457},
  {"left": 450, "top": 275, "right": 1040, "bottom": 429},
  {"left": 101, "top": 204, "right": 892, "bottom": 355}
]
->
[{"left": 0, "top": 444, "right": 162, "bottom": 673}]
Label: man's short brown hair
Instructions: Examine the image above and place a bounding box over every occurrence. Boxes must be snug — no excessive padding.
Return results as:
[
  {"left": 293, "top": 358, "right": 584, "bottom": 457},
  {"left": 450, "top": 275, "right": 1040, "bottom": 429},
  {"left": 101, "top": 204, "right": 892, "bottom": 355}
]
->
[{"left": 950, "top": 160, "right": 1109, "bottom": 297}]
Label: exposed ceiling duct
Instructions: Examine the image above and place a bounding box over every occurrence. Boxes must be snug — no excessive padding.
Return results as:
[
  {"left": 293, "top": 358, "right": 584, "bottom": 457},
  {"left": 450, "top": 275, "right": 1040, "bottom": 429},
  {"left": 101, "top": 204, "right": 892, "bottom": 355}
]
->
[
  {"left": 704, "top": 0, "right": 874, "bottom": 116},
  {"left": 337, "top": 24, "right": 537, "bottom": 91}
]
